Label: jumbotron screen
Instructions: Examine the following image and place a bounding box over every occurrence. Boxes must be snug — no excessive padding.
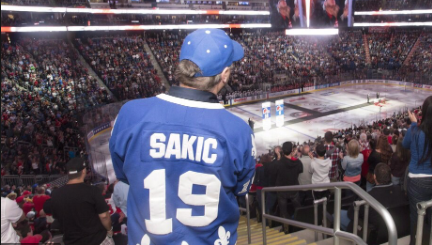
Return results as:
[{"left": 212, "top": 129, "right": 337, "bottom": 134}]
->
[{"left": 269, "top": 0, "right": 355, "bottom": 29}]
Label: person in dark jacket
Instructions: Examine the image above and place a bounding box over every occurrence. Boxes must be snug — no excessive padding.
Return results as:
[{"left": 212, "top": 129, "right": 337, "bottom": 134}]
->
[
  {"left": 263, "top": 146, "right": 282, "bottom": 214},
  {"left": 276, "top": 142, "right": 303, "bottom": 233},
  {"left": 389, "top": 137, "right": 410, "bottom": 185},
  {"left": 340, "top": 163, "right": 408, "bottom": 244}
]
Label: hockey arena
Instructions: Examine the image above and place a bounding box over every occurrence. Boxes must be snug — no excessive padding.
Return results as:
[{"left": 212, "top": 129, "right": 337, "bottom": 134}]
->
[{"left": 1, "top": 0, "right": 432, "bottom": 245}]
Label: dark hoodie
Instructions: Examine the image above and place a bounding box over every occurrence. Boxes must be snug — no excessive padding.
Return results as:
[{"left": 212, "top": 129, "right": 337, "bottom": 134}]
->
[{"left": 275, "top": 156, "right": 303, "bottom": 195}]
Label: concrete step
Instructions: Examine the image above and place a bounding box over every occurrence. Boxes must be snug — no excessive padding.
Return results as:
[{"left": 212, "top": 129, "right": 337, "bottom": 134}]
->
[
  {"left": 380, "top": 235, "right": 410, "bottom": 245},
  {"left": 237, "top": 216, "right": 307, "bottom": 245}
]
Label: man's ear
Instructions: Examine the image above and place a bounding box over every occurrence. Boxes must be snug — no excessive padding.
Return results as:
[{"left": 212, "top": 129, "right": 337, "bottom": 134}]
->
[{"left": 221, "top": 67, "right": 231, "bottom": 85}]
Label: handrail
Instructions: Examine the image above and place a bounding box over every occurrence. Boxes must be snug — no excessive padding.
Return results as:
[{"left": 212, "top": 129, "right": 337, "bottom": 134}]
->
[
  {"left": 314, "top": 197, "right": 328, "bottom": 241},
  {"left": 261, "top": 182, "right": 398, "bottom": 245},
  {"left": 353, "top": 200, "right": 369, "bottom": 242},
  {"left": 416, "top": 200, "right": 432, "bottom": 245},
  {"left": 238, "top": 194, "right": 251, "bottom": 244}
]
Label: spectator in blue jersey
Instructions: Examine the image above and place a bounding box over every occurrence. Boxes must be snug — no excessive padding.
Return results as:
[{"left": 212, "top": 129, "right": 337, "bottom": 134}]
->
[
  {"left": 403, "top": 96, "right": 432, "bottom": 245},
  {"left": 110, "top": 29, "right": 256, "bottom": 245}
]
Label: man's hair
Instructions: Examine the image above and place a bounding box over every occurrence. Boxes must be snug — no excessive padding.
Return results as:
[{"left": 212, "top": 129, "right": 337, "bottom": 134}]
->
[
  {"left": 383, "top": 127, "right": 390, "bottom": 136},
  {"left": 347, "top": 139, "right": 360, "bottom": 158},
  {"left": 39, "top": 230, "right": 51, "bottom": 243},
  {"left": 36, "top": 187, "right": 45, "bottom": 195},
  {"left": 68, "top": 170, "right": 84, "bottom": 181},
  {"left": 174, "top": 60, "right": 222, "bottom": 92},
  {"left": 324, "top": 131, "right": 333, "bottom": 143},
  {"left": 374, "top": 163, "right": 392, "bottom": 185},
  {"left": 282, "top": 142, "right": 294, "bottom": 156},
  {"left": 16, "top": 220, "right": 31, "bottom": 238},
  {"left": 316, "top": 144, "right": 327, "bottom": 157}
]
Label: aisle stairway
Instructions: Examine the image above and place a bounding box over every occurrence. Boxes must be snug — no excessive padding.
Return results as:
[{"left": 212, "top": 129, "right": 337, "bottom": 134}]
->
[
  {"left": 402, "top": 37, "right": 421, "bottom": 67},
  {"left": 236, "top": 216, "right": 419, "bottom": 245},
  {"left": 143, "top": 42, "right": 171, "bottom": 90},
  {"left": 237, "top": 216, "right": 307, "bottom": 245},
  {"left": 69, "top": 40, "right": 117, "bottom": 101},
  {"left": 363, "top": 34, "right": 371, "bottom": 64}
]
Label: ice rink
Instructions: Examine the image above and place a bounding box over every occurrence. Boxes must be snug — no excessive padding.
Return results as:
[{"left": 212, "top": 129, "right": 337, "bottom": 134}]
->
[
  {"left": 89, "top": 84, "right": 431, "bottom": 182},
  {"left": 230, "top": 84, "right": 430, "bottom": 155}
]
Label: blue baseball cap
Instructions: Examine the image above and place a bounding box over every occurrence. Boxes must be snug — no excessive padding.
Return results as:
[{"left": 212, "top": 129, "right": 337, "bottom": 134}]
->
[{"left": 180, "top": 29, "right": 244, "bottom": 77}]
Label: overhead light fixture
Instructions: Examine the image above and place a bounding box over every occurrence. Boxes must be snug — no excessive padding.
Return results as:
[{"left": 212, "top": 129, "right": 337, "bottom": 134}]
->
[
  {"left": 1, "top": 23, "right": 271, "bottom": 33},
  {"left": 286, "top": 29, "right": 339, "bottom": 35},
  {"left": 353, "top": 22, "right": 432, "bottom": 27},
  {"left": 355, "top": 9, "right": 432, "bottom": 15},
  {"left": 1, "top": 26, "right": 68, "bottom": 32},
  {"left": 1, "top": 5, "right": 270, "bottom": 15}
]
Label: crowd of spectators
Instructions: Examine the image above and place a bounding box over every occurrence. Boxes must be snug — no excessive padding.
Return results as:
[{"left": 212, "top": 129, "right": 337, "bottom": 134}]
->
[
  {"left": 368, "top": 30, "right": 420, "bottom": 70},
  {"left": 355, "top": 0, "right": 432, "bottom": 11},
  {"left": 400, "top": 32, "right": 432, "bottom": 76},
  {"left": 1, "top": 13, "right": 270, "bottom": 27},
  {"left": 75, "top": 35, "right": 166, "bottom": 101},
  {"left": 326, "top": 30, "right": 367, "bottom": 74},
  {"left": 1, "top": 0, "right": 90, "bottom": 7},
  {"left": 148, "top": 30, "right": 367, "bottom": 93},
  {"left": 1, "top": 38, "right": 113, "bottom": 176},
  {"left": 147, "top": 32, "right": 182, "bottom": 86},
  {"left": 251, "top": 95, "right": 431, "bottom": 244},
  {"left": 1, "top": 159, "right": 129, "bottom": 245}
]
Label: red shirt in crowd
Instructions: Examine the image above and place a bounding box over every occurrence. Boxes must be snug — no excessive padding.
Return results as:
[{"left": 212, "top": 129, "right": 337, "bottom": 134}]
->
[
  {"left": 22, "top": 202, "right": 35, "bottom": 216},
  {"left": 32, "top": 194, "right": 51, "bottom": 217}
]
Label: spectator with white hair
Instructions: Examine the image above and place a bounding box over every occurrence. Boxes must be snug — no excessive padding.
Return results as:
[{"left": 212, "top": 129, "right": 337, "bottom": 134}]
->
[
  {"left": 1, "top": 196, "right": 26, "bottom": 243},
  {"left": 359, "top": 133, "right": 370, "bottom": 151}
]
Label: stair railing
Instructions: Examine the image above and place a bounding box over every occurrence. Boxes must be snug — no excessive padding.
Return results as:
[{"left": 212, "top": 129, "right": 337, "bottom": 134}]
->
[
  {"left": 261, "top": 182, "right": 398, "bottom": 245},
  {"left": 314, "top": 197, "right": 328, "bottom": 241},
  {"left": 416, "top": 200, "right": 432, "bottom": 245},
  {"left": 238, "top": 194, "right": 251, "bottom": 244},
  {"left": 352, "top": 200, "right": 369, "bottom": 242}
]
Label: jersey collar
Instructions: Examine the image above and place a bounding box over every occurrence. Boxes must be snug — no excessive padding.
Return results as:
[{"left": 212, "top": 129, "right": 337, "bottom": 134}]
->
[{"left": 168, "top": 86, "right": 219, "bottom": 104}]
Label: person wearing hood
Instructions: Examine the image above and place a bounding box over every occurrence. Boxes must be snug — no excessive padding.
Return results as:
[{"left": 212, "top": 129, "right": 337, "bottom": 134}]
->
[
  {"left": 309, "top": 143, "right": 332, "bottom": 200},
  {"left": 275, "top": 142, "right": 303, "bottom": 233}
]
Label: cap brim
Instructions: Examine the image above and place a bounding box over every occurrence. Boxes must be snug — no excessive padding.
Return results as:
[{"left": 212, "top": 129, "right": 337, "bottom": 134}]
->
[{"left": 231, "top": 40, "right": 244, "bottom": 62}]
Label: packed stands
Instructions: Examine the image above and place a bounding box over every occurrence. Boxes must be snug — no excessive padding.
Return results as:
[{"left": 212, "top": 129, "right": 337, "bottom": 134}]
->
[
  {"left": 355, "top": 0, "right": 432, "bottom": 10},
  {"left": 1, "top": 38, "right": 113, "bottom": 177},
  {"left": 75, "top": 35, "right": 166, "bottom": 101},
  {"left": 401, "top": 32, "right": 432, "bottom": 75},
  {"left": 148, "top": 30, "right": 367, "bottom": 92},
  {"left": 1, "top": 0, "right": 90, "bottom": 7},
  {"left": 0, "top": 12, "right": 270, "bottom": 27},
  {"left": 368, "top": 31, "right": 420, "bottom": 70}
]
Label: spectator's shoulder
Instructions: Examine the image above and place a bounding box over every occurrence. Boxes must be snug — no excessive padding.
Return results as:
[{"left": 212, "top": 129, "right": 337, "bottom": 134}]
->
[
  {"left": 117, "top": 97, "right": 159, "bottom": 121},
  {"left": 121, "top": 97, "right": 159, "bottom": 113}
]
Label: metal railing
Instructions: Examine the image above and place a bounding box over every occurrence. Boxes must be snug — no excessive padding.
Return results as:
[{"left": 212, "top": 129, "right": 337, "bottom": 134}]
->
[
  {"left": 1, "top": 175, "right": 65, "bottom": 187},
  {"left": 238, "top": 194, "right": 251, "bottom": 244},
  {"left": 416, "top": 200, "right": 432, "bottom": 245},
  {"left": 314, "top": 197, "right": 328, "bottom": 241},
  {"left": 353, "top": 200, "right": 369, "bottom": 242},
  {"left": 261, "top": 182, "right": 398, "bottom": 245}
]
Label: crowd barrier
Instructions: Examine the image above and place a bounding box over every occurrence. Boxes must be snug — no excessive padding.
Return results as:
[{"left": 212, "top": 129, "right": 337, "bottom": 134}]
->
[
  {"left": 1, "top": 175, "right": 64, "bottom": 187},
  {"left": 224, "top": 79, "right": 432, "bottom": 107}
]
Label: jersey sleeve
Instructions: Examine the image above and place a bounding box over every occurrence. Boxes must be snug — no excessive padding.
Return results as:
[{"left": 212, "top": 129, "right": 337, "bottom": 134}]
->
[
  {"left": 235, "top": 134, "right": 257, "bottom": 196},
  {"left": 109, "top": 111, "right": 129, "bottom": 184}
]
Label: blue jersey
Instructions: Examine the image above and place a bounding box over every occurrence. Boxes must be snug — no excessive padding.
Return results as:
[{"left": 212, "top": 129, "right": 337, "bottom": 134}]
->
[{"left": 110, "top": 87, "right": 256, "bottom": 245}]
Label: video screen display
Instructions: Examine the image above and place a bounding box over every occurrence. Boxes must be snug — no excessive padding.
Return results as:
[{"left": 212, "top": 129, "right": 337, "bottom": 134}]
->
[{"left": 269, "top": 0, "right": 355, "bottom": 29}]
